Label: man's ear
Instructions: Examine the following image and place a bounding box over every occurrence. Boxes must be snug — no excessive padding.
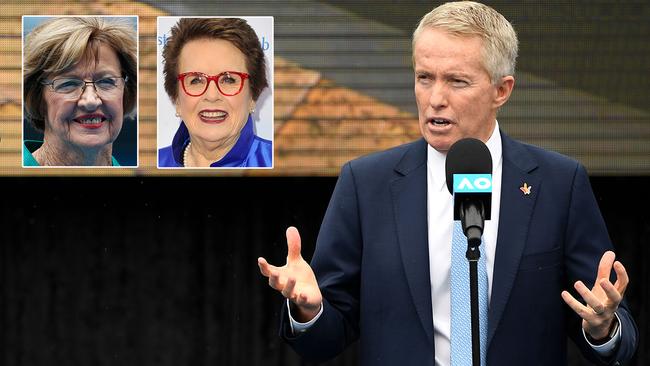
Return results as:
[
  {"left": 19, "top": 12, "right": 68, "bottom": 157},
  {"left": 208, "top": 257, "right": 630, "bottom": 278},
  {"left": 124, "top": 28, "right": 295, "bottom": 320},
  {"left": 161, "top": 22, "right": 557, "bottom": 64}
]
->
[{"left": 493, "top": 75, "right": 515, "bottom": 109}]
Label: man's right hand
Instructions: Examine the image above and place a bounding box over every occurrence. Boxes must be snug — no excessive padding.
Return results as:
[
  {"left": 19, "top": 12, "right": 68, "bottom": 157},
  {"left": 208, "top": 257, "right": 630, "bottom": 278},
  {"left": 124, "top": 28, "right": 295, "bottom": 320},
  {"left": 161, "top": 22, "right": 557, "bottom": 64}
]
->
[{"left": 258, "top": 226, "right": 322, "bottom": 322}]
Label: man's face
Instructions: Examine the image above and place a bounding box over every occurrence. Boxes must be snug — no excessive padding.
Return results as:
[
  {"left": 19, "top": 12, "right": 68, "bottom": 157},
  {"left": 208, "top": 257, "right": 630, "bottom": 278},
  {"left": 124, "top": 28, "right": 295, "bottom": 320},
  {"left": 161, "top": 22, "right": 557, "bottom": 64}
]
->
[{"left": 413, "top": 28, "right": 513, "bottom": 152}]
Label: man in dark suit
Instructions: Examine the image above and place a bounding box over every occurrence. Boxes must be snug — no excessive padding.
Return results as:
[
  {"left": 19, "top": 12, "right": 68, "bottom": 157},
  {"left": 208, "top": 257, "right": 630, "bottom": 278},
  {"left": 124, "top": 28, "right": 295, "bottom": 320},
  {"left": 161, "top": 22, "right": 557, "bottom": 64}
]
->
[{"left": 258, "top": 2, "right": 638, "bottom": 365}]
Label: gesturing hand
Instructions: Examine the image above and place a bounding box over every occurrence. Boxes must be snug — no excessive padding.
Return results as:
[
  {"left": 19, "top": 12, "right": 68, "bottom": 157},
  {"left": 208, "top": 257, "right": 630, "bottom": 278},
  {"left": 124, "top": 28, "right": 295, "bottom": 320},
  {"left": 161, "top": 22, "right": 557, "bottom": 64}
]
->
[
  {"left": 561, "top": 251, "right": 629, "bottom": 341},
  {"left": 258, "top": 226, "right": 323, "bottom": 322}
]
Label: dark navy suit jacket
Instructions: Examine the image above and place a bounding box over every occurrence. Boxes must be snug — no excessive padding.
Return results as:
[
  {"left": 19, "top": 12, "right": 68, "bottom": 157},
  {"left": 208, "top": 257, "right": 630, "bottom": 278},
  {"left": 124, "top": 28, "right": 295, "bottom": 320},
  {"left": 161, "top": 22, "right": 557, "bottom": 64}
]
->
[{"left": 281, "top": 132, "right": 638, "bottom": 365}]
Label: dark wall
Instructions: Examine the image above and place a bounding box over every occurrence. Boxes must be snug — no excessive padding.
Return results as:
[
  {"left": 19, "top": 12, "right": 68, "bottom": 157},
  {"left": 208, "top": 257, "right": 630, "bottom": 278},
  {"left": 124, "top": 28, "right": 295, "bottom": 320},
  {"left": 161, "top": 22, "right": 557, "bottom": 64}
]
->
[{"left": 0, "top": 177, "right": 647, "bottom": 365}]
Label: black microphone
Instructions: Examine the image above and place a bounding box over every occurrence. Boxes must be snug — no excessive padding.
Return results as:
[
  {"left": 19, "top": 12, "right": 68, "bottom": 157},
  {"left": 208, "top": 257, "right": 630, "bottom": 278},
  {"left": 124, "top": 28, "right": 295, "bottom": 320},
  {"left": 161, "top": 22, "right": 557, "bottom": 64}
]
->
[{"left": 445, "top": 138, "right": 493, "bottom": 247}]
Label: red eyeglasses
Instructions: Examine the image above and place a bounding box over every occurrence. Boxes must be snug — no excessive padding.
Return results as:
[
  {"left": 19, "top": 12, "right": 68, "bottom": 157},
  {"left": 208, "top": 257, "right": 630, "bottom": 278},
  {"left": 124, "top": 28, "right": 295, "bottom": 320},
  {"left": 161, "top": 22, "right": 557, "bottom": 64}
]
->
[{"left": 177, "top": 71, "right": 250, "bottom": 97}]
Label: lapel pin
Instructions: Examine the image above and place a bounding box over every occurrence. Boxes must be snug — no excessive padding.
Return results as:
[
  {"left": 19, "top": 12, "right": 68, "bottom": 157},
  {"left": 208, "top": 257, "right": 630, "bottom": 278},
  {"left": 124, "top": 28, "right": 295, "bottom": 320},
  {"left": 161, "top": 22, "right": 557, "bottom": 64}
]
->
[{"left": 520, "top": 183, "right": 532, "bottom": 195}]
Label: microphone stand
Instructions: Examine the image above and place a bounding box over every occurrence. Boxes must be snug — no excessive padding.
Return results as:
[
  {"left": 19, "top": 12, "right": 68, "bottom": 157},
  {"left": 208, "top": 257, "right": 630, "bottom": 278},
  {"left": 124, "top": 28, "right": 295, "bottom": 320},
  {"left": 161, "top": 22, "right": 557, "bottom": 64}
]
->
[
  {"left": 461, "top": 200, "right": 485, "bottom": 366},
  {"left": 466, "top": 244, "right": 481, "bottom": 366}
]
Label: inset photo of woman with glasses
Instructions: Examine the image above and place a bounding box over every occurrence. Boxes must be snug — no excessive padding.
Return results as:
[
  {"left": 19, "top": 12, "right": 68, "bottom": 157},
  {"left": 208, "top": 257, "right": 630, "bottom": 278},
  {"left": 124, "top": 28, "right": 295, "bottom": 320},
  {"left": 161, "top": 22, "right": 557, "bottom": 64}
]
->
[
  {"left": 157, "top": 17, "right": 273, "bottom": 169},
  {"left": 22, "top": 16, "right": 138, "bottom": 167}
]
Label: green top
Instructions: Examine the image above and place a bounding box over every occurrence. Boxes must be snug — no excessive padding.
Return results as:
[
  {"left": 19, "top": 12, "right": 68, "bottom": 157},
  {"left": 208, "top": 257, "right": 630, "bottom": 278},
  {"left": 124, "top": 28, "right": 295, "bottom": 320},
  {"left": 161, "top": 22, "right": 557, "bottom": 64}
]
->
[{"left": 23, "top": 140, "right": 121, "bottom": 167}]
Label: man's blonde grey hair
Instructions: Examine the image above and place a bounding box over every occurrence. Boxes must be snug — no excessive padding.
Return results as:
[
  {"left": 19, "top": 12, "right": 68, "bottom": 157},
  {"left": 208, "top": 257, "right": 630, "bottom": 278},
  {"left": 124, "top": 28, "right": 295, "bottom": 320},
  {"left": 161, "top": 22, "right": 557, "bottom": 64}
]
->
[
  {"left": 23, "top": 17, "right": 137, "bottom": 130},
  {"left": 412, "top": 1, "right": 518, "bottom": 83}
]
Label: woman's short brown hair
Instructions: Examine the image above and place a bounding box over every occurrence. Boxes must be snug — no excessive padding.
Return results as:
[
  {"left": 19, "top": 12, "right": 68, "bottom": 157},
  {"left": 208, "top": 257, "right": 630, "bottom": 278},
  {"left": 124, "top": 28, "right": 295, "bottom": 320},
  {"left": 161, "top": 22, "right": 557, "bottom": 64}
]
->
[
  {"left": 23, "top": 17, "right": 137, "bottom": 131},
  {"left": 163, "top": 18, "right": 268, "bottom": 103}
]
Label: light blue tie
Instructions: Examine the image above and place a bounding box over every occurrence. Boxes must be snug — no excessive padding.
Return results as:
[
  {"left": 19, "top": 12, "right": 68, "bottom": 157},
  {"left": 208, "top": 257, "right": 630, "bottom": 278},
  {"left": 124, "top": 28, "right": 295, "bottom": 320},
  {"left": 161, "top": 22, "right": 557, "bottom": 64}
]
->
[{"left": 450, "top": 220, "right": 488, "bottom": 365}]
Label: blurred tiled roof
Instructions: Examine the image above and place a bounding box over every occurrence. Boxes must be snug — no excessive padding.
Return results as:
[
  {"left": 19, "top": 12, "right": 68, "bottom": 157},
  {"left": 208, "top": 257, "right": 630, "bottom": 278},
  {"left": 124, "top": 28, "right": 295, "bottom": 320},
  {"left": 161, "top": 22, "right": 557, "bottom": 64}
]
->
[{"left": 274, "top": 74, "right": 419, "bottom": 176}]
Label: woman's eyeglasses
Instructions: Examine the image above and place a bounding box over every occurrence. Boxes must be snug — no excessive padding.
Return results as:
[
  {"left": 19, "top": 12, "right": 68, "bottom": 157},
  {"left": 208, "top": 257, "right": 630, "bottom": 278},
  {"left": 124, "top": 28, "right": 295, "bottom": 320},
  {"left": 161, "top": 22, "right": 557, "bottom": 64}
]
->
[
  {"left": 41, "top": 76, "right": 128, "bottom": 100},
  {"left": 177, "top": 71, "right": 249, "bottom": 97}
]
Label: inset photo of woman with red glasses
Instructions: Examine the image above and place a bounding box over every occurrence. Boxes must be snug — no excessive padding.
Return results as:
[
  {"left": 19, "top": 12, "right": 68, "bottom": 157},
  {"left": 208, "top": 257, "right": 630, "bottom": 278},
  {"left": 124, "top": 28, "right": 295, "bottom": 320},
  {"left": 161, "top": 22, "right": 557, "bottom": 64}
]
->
[{"left": 157, "top": 17, "right": 273, "bottom": 169}]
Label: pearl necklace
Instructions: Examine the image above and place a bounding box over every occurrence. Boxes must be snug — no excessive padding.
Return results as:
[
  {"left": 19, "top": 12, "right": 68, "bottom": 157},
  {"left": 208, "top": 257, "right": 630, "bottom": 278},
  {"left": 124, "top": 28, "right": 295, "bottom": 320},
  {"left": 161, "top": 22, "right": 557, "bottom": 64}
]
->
[{"left": 183, "top": 141, "right": 191, "bottom": 167}]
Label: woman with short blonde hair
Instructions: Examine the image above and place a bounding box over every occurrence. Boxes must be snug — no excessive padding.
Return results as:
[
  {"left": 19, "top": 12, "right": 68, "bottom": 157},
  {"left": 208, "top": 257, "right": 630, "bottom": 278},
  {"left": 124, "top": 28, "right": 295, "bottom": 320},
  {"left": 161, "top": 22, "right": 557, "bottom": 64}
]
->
[{"left": 23, "top": 17, "right": 137, "bottom": 166}]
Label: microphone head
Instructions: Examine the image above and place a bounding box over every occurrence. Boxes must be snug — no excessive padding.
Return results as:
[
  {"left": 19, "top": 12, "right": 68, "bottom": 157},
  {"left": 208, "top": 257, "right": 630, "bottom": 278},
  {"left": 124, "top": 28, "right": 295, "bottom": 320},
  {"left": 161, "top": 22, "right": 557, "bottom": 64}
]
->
[
  {"left": 445, "top": 138, "right": 493, "bottom": 220},
  {"left": 445, "top": 138, "right": 493, "bottom": 194}
]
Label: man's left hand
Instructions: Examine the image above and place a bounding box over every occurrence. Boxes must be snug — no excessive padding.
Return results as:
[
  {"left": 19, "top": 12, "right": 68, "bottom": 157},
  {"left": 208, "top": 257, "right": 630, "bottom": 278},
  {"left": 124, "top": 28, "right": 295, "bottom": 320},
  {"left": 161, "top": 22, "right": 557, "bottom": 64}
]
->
[{"left": 561, "top": 251, "right": 629, "bottom": 341}]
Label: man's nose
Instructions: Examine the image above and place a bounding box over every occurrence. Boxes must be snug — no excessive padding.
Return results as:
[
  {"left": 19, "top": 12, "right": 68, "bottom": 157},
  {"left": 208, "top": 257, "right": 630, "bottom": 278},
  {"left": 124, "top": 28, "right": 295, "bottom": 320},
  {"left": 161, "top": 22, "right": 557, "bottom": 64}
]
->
[{"left": 429, "top": 82, "right": 448, "bottom": 109}]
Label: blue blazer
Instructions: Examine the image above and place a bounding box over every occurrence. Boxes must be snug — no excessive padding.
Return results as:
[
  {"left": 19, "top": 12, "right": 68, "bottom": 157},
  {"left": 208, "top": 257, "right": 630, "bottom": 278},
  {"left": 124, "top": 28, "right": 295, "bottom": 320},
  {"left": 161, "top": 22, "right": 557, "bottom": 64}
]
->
[{"left": 281, "top": 132, "right": 637, "bottom": 365}]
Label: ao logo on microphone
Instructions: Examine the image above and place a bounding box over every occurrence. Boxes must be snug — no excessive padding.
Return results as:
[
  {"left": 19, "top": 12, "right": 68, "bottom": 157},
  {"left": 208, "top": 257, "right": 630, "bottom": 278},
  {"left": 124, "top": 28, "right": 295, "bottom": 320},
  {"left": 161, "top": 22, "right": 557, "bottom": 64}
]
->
[{"left": 453, "top": 174, "right": 492, "bottom": 193}]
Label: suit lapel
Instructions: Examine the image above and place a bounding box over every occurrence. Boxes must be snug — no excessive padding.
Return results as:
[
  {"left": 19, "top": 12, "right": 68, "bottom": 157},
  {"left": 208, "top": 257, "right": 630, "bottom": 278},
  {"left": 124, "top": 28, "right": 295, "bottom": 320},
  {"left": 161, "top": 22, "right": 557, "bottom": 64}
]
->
[
  {"left": 487, "top": 132, "right": 541, "bottom": 347},
  {"left": 389, "top": 139, "right": 434, "bottom": 345}
]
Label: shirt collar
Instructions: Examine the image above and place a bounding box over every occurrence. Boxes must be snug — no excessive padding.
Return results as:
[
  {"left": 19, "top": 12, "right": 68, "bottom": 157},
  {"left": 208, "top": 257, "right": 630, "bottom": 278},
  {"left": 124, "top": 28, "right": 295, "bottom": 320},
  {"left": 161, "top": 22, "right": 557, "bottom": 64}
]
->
[
  {"left": 427, "top": 121, "right": 502, "bottom": 192},
  {"left": 171, "top": 115, "right": 256, "bottom": 167}
]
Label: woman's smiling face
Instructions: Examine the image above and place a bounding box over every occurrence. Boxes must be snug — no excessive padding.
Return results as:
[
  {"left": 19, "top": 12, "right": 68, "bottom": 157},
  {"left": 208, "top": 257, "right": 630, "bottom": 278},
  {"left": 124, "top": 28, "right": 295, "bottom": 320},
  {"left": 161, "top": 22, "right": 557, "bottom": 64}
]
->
[
  {"left": 175, "top": 38, "right": 254, "bottom": 148},
  {"left": 42, "top": 43, "right": 124, "bottom": 151}
]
